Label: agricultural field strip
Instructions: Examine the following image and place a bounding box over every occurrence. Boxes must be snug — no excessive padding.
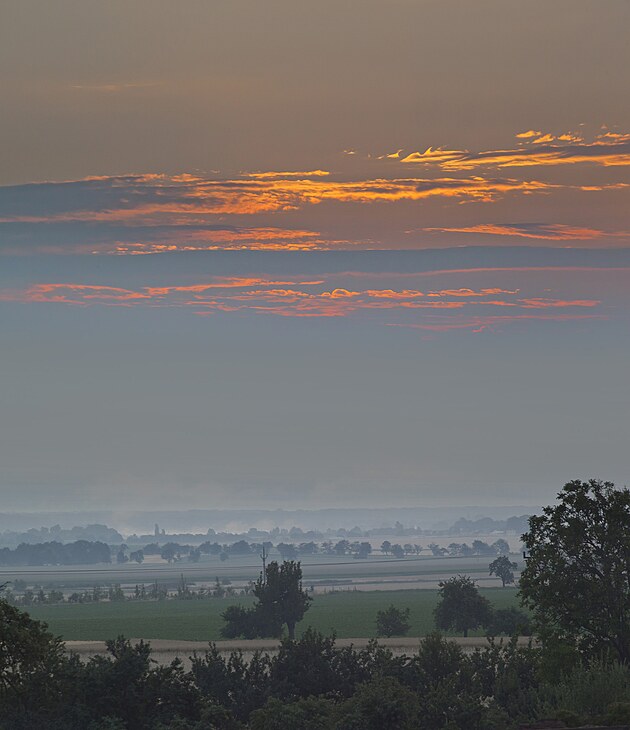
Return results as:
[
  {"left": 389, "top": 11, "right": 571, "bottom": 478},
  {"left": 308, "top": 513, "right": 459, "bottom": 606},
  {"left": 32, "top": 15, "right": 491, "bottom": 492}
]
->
[{"left": 27, "top": 588, "right": 523, "bottom": 642}]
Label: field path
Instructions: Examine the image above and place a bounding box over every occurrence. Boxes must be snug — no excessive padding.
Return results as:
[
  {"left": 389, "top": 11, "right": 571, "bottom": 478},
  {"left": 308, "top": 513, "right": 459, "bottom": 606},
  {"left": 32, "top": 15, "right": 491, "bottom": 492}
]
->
[{"left": 65, "top": 636, "right": 535, "bottom": 668}]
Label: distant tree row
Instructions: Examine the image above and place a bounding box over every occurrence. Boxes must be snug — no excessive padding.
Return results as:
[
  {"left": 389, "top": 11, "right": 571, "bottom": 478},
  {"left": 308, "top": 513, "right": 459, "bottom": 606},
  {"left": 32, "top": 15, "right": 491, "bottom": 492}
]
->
[
  {"left": 426, "top": 538, "right": 510, "bottom": 557},
  {"left": 0, "top": 535, "right": 511, "bottom": 568},
  {"left": 4, "top": 576, "right": 251, "bottom": 606},
  {"left": 0, "top": 523, "right": 124, "bottom": 548},
  {"left": 0, "top": 540, "right": 111, "bottom": 566}
]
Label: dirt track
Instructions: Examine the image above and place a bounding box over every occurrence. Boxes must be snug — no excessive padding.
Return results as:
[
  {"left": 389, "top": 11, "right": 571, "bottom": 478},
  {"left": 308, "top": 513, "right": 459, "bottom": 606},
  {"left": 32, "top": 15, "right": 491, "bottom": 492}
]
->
[{"left": 65, "top": 636, "right": 536, "bottom": 669}]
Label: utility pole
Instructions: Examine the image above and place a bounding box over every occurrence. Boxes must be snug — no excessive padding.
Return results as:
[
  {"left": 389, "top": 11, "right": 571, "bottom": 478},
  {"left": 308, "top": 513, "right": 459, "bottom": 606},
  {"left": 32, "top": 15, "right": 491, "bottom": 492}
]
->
[{"left": 260, "top": 544, "right": 267, "bottom": 585}]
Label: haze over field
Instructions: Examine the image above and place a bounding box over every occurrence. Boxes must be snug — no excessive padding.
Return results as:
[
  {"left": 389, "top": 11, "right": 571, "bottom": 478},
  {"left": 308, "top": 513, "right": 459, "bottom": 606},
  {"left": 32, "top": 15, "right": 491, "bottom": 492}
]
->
[{"left": 1, "top": 1, "right": 629, "bottom": 513}]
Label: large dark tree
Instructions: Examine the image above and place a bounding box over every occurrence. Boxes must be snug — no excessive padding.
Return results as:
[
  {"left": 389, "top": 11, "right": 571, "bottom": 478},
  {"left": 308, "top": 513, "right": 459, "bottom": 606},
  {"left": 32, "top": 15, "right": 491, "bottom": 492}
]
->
[
  {"left": 0, "top": 589, "right": 71, "bottom": 724},
  {"left": 520, "top": 479, "right": 630, "bottom": 663},
  {"left": 255, "top": 561, "right": 311, "bottom": 640},
  {"left": 222, "top": 560, "right": 311, "bottom": 640},
  {"left": 434, "top": 575, "right": 491, "bottom": 637}
]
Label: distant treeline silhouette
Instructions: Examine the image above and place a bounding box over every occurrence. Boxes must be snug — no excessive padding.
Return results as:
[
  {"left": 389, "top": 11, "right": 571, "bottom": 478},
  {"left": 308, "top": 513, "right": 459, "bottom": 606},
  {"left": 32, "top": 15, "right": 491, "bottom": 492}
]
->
[
  {"left": 0, "top": 540, "right": 111, "bottom": 566},
  {"left": 0, "top": 523, "right": 123, "bottom": 548}
]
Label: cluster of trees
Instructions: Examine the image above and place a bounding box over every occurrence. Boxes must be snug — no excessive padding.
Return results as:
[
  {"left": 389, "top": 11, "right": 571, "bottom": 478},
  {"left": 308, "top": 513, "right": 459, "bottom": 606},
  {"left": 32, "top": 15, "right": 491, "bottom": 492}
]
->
[
  {"left": 5, "top": 576, "right": 248, "bottom": 606},
  {"left": 120, "top": 513, "right": 530, "bottom": 546},
  {"left": 222, "top": 561, "right": 311, "bottom": 640},
  {"left": 379, "top": 541, "right": 420, "bottom": 557},
  {"left": 0, "top": 523, "right": 124, "bottom": 548},
  {"left": 434, "top": 575, "right": 530, "bottom": 638},
  {"left": 426, "top": 538, "right": 510, "bottom": 557},
  {"left": 0, "top": 540, "right": 111, "bottom": 566},
  {"left": 0, "top": 535, "right": 515, "bottom": 569},
  {"left": 143, "top": 536, "right": 513, "bottom": 562},
  {"left": 141, "top": 540, "right": 268, "bottom": 563},
  {"left": 448, "top": 515, "right": 530, "bottom": 535}
]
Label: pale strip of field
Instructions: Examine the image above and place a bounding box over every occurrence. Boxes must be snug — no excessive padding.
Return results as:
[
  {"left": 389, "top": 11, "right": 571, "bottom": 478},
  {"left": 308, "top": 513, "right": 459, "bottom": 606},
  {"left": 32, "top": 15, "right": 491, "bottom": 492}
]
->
[
  {"left": 65, "top": 636, "right": 536, "bottom": 669},
  {"left": 1, "top": 552, "right": 522, "bottom": 590},
  {"left": 314, "top": 575, "right": 517, "bottom": 592}
]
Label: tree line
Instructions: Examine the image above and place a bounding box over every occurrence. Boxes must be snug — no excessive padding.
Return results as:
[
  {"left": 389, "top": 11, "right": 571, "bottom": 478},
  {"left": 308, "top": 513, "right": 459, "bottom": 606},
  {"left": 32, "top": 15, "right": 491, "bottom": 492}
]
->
[{"left": 0, "top": 536, "right": 512, "bottom": 568}]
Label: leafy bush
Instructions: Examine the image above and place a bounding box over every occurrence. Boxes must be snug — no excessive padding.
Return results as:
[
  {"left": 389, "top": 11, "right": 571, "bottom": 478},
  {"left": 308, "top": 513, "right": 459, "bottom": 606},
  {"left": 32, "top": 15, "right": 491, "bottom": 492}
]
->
[{"left": 375, "top": 604, "right": 411, "bottom": 637}]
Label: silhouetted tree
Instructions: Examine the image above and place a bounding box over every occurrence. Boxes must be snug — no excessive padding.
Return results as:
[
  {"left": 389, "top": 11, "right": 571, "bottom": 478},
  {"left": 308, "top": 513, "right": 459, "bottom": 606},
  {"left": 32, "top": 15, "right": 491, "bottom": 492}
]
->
[
  {"left": 521, "top": 479, "right": 630, "bottom": 663},
  {"left": 0, "top": 589, "right": 67, "bottom": 720},
  {"left": 376, "top": 605, "right": 411, "bottom": 637},
  {"left": 276, "top": 542, "right": 298, "bottom": 560},
  {"left": 222, "top": 560, "right": 311, "bottom": 640},
  {"left": 489, "top": 555, "right": 517, "bottom": 587},
  {"left": 129, "top": 549, "right": 144, "bottom": 564},
  {"left": 472, "top": 540, "right": 497, "bottom": 556},
  {"left": 434, "top": 575, "right": 491, "bottom": 637},
  {"left": 188, "top": 548, "right": 201, "bottom": 563},
  {"left": 492, "top": 538, "right": 510, "bottom": 555},
  {"left": 160, "top": 543, "right": 179, "bottom": 563},
  {"left": 353, "top": 542, "right": 372, "bottom": 559},
  {"left": 334, "top": 540, "right": 350, "bottom": 556},
  {"left": 255, "top": 561, "right": 311, "bottom": 640},
  {"left": 116, "top": 546, "right": 128, "bottom": 564}
]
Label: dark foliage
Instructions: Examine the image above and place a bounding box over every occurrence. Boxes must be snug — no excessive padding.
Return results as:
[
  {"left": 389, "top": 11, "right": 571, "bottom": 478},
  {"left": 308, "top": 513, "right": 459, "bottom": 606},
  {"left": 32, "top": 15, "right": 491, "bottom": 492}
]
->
[
  {"left": 221, "top": 560, "right": 311, "bottom": 640},
  {"left": 434, "top": 575, "right": 492, "bottom": 637},
  {"left": 375, "top": 604, "right": 411, "bottom": 637},
  {"left": 486, "top": 607, "right": 532, "bottom": 637},
  {"left": 521, "top": 479, "right": 630, "bottom": 663}
]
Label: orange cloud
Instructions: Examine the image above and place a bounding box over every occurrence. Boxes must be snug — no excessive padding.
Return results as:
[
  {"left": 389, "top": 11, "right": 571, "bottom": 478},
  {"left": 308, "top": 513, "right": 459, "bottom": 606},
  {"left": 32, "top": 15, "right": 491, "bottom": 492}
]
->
[
  {"left": 320, "top": 288, "right": 362, "bottom": 298},
  {"left": 363, "top": 289, "right": 424, "bottom": 299},
  {"left": 101, "top": 227, "right": 345, "bottom": 255},
  {"left": 340, "top": 266, "right": 630, "bottom": 279},
  {"left": 423, "top": 223, "right": 630, "bottom": 242},
  {"left": 388, "top": 313, "right": 605, "bottom": 333},
  {"left": 426, "top": 287, "right": 519, "bottom": 297},
  {"left": 244, "top": 170, "right": 330, "bottom": 179},
  {"left": 518, "top": 298, "right": 600, "bottom": 308},
  {"left": 515, "top": 130, "right": 543, "bottom": 139},
  {"left": 0, "top": 174, "right": 562, "bottom": 227},
  {"left": 16, "top": 283, "right": 151, "bottom": 305},
  {"left": 3, "top": 282, "right": 601, "bottom": 319},
  {"left": 400, "top": 148, "right": 469, "bottom": 165},
  {"left": 399, "top": 130, "right": 630, "bottom": 170},
  {"left": 1, "top": 266, "right": 621, "bottom": 337}
]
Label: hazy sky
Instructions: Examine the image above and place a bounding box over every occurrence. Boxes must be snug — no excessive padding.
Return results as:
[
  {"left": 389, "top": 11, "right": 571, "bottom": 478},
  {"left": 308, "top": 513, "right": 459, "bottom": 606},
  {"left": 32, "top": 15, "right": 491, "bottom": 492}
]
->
[{"left": 1, "top": 1, "right": 629, "bottom": 512}]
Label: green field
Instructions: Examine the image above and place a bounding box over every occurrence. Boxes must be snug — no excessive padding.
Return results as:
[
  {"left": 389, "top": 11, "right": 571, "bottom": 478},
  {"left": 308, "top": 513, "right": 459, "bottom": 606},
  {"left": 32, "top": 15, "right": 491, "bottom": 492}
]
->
[{"left": 26, "top": 588, "right": 522, "bottom": 641}]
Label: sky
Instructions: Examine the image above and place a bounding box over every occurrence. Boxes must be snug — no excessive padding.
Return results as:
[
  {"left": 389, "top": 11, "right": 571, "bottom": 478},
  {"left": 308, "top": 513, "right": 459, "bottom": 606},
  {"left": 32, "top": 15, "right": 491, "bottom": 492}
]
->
[{"left": 1, "top": 0, "right": 629, "bottom": 513}]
